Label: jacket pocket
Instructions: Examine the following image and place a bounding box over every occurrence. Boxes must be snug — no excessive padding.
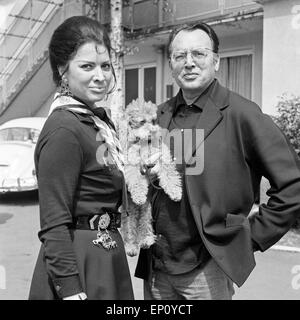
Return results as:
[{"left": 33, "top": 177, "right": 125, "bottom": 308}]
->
[{"left": 226, "top": 213, "right": 250, "bottom": 228}]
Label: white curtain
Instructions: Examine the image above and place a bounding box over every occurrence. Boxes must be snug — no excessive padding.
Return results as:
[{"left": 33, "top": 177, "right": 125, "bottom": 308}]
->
[{"left": 217, "top": 55, "right": 252, "bottom": 99}]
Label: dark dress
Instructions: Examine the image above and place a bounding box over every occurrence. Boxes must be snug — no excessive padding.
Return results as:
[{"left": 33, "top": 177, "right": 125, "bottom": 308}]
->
[{"left": 29, "top": 107, "right": 134, "bottom": 300}]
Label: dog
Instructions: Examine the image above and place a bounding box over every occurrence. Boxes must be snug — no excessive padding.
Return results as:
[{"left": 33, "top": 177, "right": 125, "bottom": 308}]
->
[{"left": 119, "top": 99, "right": 182, "bottom": 256}]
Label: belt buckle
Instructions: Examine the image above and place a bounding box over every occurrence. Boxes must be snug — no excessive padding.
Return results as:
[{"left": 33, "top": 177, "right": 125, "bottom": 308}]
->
[
  {"left": 98, "top": 213, "right": 110, "bottom": 230},
  {"left": 92, "top": 212, "right": 117, "bottom": 250}
]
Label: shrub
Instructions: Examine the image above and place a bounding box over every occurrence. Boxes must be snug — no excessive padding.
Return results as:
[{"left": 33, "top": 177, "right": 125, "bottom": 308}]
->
[
  {"left": 272, "top": 94, "right": 300, "bottom": 155},
  {"left": 272, "top": 94, "right": 300, "bottom": 229}
]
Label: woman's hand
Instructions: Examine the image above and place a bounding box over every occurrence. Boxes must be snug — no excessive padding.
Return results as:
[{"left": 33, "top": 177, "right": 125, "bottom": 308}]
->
[{"left": 63, "top": 292, "right": 87, "bottom": 300}]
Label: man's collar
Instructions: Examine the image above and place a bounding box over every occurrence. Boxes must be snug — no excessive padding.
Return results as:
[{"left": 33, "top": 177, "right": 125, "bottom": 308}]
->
[
  {"left": 171, "top": 79, "right": 230, "bottom": 114},
  {"left": 207, "top": 79, "right": 230, "bottom": 110},
  {"left": 173, "top": 79, "right": 216, "bottom": 114}
]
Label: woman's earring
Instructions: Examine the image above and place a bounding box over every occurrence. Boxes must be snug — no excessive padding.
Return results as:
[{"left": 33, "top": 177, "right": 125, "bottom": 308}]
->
[{"left": 59, "top": 77, "right": 72, "bottom": 96}]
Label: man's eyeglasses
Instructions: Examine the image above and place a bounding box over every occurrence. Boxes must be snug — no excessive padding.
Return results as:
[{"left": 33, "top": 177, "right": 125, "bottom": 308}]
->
[{"left": 171, "top": 47, "right": 216, "bottom": 64}]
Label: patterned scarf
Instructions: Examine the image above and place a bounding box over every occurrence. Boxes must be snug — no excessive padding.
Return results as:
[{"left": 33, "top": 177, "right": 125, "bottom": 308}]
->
[{"left": 49, "top": 94, "right": 124, "bottom": 173}]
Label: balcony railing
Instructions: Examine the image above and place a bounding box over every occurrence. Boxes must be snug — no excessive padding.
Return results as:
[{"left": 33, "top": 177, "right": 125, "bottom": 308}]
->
[{"left": 120, "top": 0, "right": 260, "bottom": 34}]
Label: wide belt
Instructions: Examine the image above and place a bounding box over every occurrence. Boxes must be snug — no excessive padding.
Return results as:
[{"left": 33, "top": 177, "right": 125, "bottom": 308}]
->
[{"left": 74, "top": 212, "right": 121, "bottom": 231}]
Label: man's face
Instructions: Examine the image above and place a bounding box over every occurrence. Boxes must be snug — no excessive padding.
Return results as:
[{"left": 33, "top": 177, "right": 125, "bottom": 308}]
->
[{"left": 169, "top": 29, "right": 219, "bottom": 97}]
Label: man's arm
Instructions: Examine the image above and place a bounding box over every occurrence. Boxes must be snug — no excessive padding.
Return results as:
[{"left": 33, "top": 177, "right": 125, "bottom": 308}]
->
[{"left": 244, "top": 106, "right": 300, "bottom": 251}]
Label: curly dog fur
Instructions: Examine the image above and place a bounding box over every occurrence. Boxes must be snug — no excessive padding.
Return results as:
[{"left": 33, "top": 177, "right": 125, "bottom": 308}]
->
[{"left": 119, "top": 99, "right": 182, "bottom": 256}]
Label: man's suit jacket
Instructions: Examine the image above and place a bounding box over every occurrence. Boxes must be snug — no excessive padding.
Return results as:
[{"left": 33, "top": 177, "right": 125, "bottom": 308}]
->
[{"left": 135, "top": 80, "right": 300, "bottom": 287}]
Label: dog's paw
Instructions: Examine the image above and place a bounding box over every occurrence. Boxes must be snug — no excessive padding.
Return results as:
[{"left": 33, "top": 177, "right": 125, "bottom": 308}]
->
[
  {"left": 139, "top": 235, "right": 156, "bottom": 249},
  {"left": 166, "top": 184, "right": 182, "bottom": 201},
  {"left": 158, "top": 169, "right": 182, "bottom": 201}
]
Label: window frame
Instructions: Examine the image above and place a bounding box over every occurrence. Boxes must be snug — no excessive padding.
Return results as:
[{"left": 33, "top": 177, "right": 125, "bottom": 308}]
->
[
  {"left": 218, "top": 46, "right": 255, "bottom": 100},
  {"left": 124, "top": 62, "right": 158, "bottom": 105}
]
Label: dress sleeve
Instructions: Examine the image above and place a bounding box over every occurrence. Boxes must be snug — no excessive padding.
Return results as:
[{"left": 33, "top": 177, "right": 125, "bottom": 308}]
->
[{"left": 36, "top": 127, "right": 84, "bottom": 298}]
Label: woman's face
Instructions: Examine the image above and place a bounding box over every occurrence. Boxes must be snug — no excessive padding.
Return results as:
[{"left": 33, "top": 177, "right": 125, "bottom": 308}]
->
[{"left": 62, "top": 42, "right": 113, "bottom": 108}]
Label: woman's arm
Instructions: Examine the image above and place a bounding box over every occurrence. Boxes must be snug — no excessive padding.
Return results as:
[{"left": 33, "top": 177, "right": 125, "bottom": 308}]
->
[{"left": 37, "top": 127, "right": 85, "bottom": 299}]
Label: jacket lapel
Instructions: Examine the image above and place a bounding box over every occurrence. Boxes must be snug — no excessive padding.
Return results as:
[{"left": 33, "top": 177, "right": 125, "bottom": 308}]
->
[
  {"left": 184, "top": 81, "right": 230, "bottom": 164},
  {"left": 158, "top": 96, "right": 176, "bottom": 141},
  {"left": 157, "top": 81, "right": 230, "bottom": 164},
  {"left": 184, "top": 98, "right": 223, "bottom": 164}
]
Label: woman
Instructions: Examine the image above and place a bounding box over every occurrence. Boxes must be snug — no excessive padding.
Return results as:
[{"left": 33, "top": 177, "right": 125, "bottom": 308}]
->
[{"left": 29, "top": 16, "right": 134, "bottom": 300}]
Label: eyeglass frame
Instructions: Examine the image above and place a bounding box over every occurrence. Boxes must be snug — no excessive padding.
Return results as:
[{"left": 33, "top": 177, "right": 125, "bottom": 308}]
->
[{"left": 170, "top": 47, "right": 219, "bottom": 65}]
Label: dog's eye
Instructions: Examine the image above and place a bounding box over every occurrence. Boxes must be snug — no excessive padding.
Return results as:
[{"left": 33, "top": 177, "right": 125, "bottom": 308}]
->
[{"left": 140, "top": 120, "right": 146, "bottom": 125}]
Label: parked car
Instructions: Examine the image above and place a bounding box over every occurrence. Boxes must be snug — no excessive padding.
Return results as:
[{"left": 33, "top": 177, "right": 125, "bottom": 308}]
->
[{"left": 0, "top": 117, "right": 46, "bottom": 193}]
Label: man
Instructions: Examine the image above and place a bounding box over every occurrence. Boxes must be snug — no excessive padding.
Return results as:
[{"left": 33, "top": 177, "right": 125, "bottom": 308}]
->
[{"left": 135, "top": 22, "right": 300, "bottom": 300}]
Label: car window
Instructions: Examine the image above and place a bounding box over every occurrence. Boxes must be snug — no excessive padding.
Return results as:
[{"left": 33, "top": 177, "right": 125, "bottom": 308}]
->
[{"left": 0, "top": 128, "right": 40, "bottom": 143}]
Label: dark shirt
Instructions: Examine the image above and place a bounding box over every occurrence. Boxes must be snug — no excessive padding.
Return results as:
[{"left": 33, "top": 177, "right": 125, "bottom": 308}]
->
[
  {"left": 152, "top": 81, "right": 216, "bottom": 274},
  {"left": 35, "top": 108, "right": 124, "bottom": 296}
]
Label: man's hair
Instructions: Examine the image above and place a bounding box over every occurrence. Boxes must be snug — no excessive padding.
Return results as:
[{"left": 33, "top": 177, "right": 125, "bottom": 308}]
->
[
  {"left": 167, "top": 22, "right": 220, "bottom": 58},
  {"left": 48, "top": 15, "right": 116, "bottom": 87}
]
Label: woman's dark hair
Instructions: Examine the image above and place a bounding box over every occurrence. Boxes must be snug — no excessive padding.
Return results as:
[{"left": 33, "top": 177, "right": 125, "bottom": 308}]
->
[
  {"left": 49, "top": 15, "right": 116, "bottom": 90},
  {"left": 167, "top": 22, "right": 220, "bottom": 58}
]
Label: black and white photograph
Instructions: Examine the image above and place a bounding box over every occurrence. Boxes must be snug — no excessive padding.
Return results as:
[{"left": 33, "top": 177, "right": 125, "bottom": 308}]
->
[{"left": 0, "top": 0, "right": 300, "bottom": 304}]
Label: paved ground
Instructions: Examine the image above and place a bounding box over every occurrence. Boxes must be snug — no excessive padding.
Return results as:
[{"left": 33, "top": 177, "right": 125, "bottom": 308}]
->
[
  {"left": 0, "top": 192, "right": 40, "bottom": 300},
  {"left": 233, "top": 250, "right": 300, "bottom": 300},
  {"left": 129, "top": 250, "right": 300, "bottom": 300},
  {"left": 0, "top": 191, "right": 299, "bottom": 300}
]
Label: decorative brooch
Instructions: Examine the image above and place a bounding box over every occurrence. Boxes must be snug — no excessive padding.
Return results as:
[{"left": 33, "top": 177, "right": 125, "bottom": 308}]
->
[{"left": 92, "top": 213, "right": 117, "bottom": 250}]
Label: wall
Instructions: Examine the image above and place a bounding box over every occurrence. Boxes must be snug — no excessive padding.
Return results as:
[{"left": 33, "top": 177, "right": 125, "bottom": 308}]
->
[
  {"left": 0, "top": 1, "right": 82, "bottom": 124},
  {"left": 262, "top": 0, "right": 300, "bottom": 115},
  {"left": 122, "top": 0, "right": 259, "bottom": 30}
]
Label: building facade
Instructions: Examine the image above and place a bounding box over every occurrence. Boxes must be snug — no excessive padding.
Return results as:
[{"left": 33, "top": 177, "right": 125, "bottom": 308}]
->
[{"left": 0, "top": 0, "right": 299, "bottom": 124}]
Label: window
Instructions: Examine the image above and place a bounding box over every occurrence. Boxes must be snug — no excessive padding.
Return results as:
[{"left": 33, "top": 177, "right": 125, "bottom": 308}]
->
[
  {"left": 217, "top": 54, "right": 252, "bottom": 99},
  {"left": 125, "top": 68, "right": 139, "bottom": 107},
  {"left": 144, "top": 67, "right": 156, "bottom": 103},
  {"left": 125, "top": 65, "right": 156, "bottom": 107}
]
